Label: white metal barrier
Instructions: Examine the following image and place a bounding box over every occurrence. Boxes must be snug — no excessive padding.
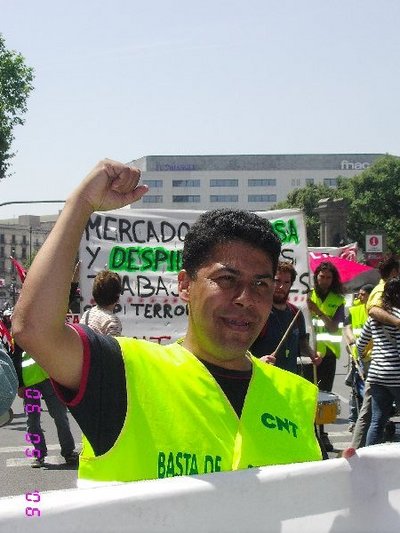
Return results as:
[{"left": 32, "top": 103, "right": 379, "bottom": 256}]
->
[{"left": 0, "top": 443, "right": 399, "bottom": 533}]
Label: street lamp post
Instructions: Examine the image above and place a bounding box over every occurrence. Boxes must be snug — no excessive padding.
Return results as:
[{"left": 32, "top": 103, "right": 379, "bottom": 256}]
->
[
  {"left": 10, "top": 247, "right": 16, "bottom": 306},
  {"left": 0, "top": 200, "right": 65, "bottom": 208},
  {"left": 29, "top": 226, "right": 32, "bottom": 264}
]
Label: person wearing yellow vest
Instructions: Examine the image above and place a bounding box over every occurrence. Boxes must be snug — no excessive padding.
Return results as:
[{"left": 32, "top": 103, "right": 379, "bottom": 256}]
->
[
  {"left": 307, "top": 261, "right": 345, "bottom": 452},
  {"left": 344, "top": 284, "right": 374, "bottom": 432},
  {"left": 19, "top": 351, "right": 79, "bottom": 468},
  {"left": 13, "top": 159, "right": 356, "bottom": 487},
  {"left": 350, "top": 255, "right": 400, "bottom": 449}
]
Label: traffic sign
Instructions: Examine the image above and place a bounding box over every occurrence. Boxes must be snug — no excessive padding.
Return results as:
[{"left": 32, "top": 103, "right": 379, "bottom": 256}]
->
[{"left": 366, "top": 234, "right": 383, "bottom": 253}]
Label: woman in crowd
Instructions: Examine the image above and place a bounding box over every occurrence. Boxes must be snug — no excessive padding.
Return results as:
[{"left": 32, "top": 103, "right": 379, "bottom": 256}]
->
[
  {"left": 357, "top": 277, "right": 400, "bottom": 446},
  {"left": 80, "top": 270, "right": 122, "bottom": 336}
]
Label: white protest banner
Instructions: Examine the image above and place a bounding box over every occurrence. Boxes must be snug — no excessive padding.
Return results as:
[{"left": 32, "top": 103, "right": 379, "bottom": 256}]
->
[
  {"left": 2, "top": 445, "right": 400, "bottom": 532},
  {"left": 79, "top": 208, "right": 309, "bottom": 342}
]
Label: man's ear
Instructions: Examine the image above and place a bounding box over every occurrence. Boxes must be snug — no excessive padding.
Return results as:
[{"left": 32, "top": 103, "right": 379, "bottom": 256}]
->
[{"left": 178, "top": 270, "right": 191, "bottom": 303}]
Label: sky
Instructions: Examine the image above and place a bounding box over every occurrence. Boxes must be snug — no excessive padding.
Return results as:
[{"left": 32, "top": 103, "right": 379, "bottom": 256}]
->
[{"left": 1, "top": 0, "right": 400, "bottom": 219}]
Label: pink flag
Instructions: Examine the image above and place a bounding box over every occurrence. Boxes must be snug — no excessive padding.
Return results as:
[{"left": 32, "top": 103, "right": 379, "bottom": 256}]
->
[
  {"left": 10, "top": 257, "right": 27, "bottom": 283},
  {"left": 309, "top": 254, "right": 380, "bottom": 291}
]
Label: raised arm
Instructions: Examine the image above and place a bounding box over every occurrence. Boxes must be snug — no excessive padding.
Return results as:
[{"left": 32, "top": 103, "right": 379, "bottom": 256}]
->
[{"left": 12, "top": 160, "right": 147, "bottom": 390}]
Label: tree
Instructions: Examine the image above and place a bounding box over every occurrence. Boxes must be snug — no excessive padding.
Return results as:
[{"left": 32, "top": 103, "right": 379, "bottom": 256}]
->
[
  {"left": 273, "top": 183, "right": 343, "bottom": 246},
  {"left": 0, "top": 34, "right": 34, "bottom": 179},
  {"left": 274, "top": 155, "right": 400, "bottom": 253},
  {"left": 341, "top": 155, "right": 400, "bottom": 253}
]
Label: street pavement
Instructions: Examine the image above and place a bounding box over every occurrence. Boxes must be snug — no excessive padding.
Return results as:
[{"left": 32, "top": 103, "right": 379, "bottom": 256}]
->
[
  {"left": 0, "top": 355, "right": 398, "bottom": 499},
  {"left": 0, "top": 395, "right": 82, "bottom": 498}
]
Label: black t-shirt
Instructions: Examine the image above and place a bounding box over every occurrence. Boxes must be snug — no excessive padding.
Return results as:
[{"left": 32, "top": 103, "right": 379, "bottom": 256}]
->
[
  {"left": 54, "top": 325, "right": 252, "bottom": 456},
  {"left": 250, "top": 305, "right": 307, "bottom": 374}
]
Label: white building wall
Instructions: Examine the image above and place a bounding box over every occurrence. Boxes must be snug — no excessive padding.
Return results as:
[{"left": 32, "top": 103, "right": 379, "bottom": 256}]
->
[
  {"left": 0, "top": 216, "right": 56, "bottom": 307},
  {"left": 130, "top": 153, "right": 386, "bottom": 211}
]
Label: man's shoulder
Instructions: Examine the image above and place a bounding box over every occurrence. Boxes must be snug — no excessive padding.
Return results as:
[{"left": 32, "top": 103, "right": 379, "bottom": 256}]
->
[
  {"left": 271, "top": 303, "right": 299, "bottom": 315},
  {"left": 286, "top": 301, "right": 301, "bottom": 314},
  {"left": 326, "top": 291, "right": 345, "bottom": 306},
  {"left": 117, "top": 338, "right": 187, "bottom": 362},
  {"left": 366, "top": 280, "right": 384, "bottom": 311}
]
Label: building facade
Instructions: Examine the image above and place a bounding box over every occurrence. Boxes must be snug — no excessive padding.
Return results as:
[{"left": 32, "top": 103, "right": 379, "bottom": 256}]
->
[
  {"left": 0, "top": 152, "right": 391, "bottom": 307},
  {"left": 0, "top": 215, "right": 57, "bottom": 308},
  {"left": 129, "top": 153, "right": 386, "bottom": 210}
]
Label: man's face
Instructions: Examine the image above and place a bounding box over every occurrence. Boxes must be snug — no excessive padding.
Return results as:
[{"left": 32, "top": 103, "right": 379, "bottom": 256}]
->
[
  {"left": 178, "top": 241, "right": 275, "bottom": 366},
  {"left": 273, "top": 270, "right": 292, "bottom": 305},
  {"left": 357, "top": 289, "right": 369, "bottom": 304},
  {"left": 316, "top": 269, "right": 333, "bottom": 295}
]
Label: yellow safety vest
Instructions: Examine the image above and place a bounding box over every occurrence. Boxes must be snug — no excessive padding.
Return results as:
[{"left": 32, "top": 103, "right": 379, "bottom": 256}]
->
[
  {"left": 349, "top": 302, "right": 371, "bottom": 362},
  {"left": 310, "top": 290, "right": 345, "bottom": 359},
  {"left": 21, "top": 352, "right": 48, "bottom": 387},
  {"left": 78, "top": 339, "right": 322, "bottom": 486},
  {"left": 349, "top": 303, "right": 368, "bottom": 337}
]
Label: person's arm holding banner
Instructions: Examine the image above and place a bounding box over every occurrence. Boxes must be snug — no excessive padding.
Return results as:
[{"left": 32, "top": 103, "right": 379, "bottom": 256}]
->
[{"left": 12, "top": 160, "right": 148, "bottom": 391}]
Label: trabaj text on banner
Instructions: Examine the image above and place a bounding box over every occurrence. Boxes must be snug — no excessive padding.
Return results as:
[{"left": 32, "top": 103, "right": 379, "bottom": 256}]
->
[{"left": 79, "top": 208, "right": 309, "bottom": 343}]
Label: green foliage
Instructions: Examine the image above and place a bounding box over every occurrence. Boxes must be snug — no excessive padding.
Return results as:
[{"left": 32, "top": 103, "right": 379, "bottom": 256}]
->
[
  {"left": 275, "top": 155, "right": 400, "bottom": 253},
  {"left": 0, "top": 33, "right": 34, "bottom": 179},
  {"left": 341, "top": 155, "right": 400, "bottom": 253},
  {"left": 274, "top": 183, "right": 342, "bottom": 246}
]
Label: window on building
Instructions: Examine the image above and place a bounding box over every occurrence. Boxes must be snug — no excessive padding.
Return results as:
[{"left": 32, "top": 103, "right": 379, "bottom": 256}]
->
[
  {"left": 248, "top": 178, "right": 276, "bottom": 187},
  {"left": 210, "top": 195, "right": 239, "bottom": 203},
  {"left": 142, "top": 195, "right": 163, "bottom": 204},
  {"left": 172, "top": 179, "right": 200, "bottom": 187},
  {"left": 324, "top": 178, "right": 338, "bottom": 187},
  {"left": 173, "top": 195, "right": 200, "bottom": 203},
  {"left": 248, "top": 194, "right": 277, "bottom": 203},
  {"left": 0, "top": 247, "right": 4, "bottom": 258},
  {"left": 0, "top": 234, "right": 4, "bottom": 244},
  {"left": 21, "top": 248, "right": 27, "bottom": 260},
  {"left": 305, "top": 178, "right": 315, "bottom": 186},
  {"left": 210, "top": 179, "right": 238, "bottom": 187},
  {"left": 11, "top": 235, "right": 16, "bottom": 244},
  {"left": 142, "top": 179, "right": 163, "bottom": 188},
  {"left": 22, "top": 235, "right": 27, "bottom": 244}
]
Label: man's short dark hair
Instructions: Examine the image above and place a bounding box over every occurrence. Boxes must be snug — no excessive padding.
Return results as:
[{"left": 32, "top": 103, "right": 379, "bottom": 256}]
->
[
  {"left": 92, "top": 270, "right": 122, "bottom": 307},
  {"left": 360, "top": 284, "right": 374, "bottom": 294},
  {"left": 182, "top": 209, "right": 281, "bottom": 278},
  {"left": 277, "top": 260, "right": 297, "bottom": 284}
]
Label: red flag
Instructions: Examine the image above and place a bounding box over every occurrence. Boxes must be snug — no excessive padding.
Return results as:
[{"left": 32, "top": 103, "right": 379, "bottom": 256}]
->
[
  {"left": 0, "top": 320, "right": 14, "bottom": 354},
  {"left": 10, "top": 257, "right": 27, "bottom": 283}
]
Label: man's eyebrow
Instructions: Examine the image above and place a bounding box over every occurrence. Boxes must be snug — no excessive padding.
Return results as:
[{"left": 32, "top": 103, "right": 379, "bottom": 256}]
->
[
  {"left": 217, "top": 265, "right": 273, "bottom": 278},
  {"left": 254, "top": 273, "right": 274, "bottom": 280},
  {"left": 216, "top": 265, "right": 240, "bottom": 275}
]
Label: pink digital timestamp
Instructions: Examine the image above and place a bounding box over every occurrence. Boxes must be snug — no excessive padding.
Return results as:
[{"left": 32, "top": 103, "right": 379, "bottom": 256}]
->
[{"left": 24, "top": 387, "right": 42, "bottom": 517}]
